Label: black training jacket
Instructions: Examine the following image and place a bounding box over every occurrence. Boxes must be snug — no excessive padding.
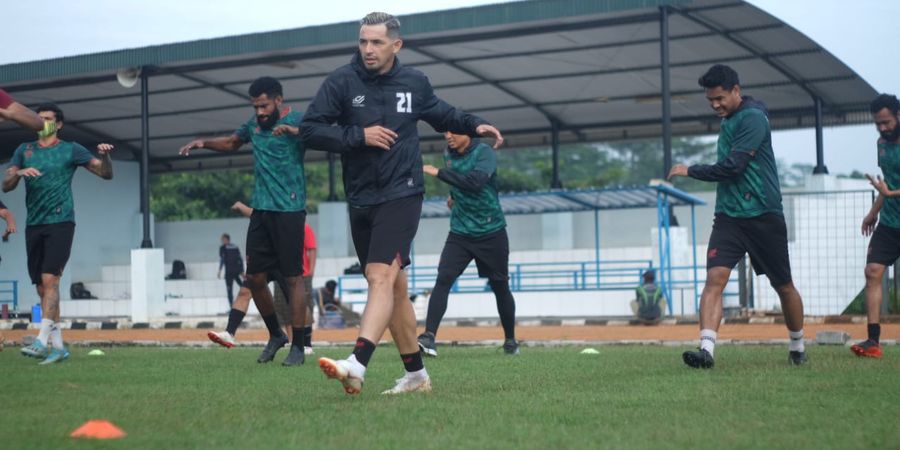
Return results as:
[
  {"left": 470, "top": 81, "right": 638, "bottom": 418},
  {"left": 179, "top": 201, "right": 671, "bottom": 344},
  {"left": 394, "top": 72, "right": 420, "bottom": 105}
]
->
[{"left": 300, "top": 53, "right": 489, "bottom": 207}]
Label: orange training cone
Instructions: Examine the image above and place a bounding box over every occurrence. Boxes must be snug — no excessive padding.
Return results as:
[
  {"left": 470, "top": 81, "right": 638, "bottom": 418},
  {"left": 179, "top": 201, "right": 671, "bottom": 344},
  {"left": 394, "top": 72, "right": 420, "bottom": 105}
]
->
[{"left": 70, "top": 420, "right": 126, "bottom": 439}]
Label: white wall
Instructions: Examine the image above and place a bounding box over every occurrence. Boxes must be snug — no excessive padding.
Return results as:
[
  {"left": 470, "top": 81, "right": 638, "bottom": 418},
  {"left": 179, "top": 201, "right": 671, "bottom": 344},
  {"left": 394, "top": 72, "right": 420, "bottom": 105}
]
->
[{"left": 0, "top": 160, "right": 141, "bottom": 309}]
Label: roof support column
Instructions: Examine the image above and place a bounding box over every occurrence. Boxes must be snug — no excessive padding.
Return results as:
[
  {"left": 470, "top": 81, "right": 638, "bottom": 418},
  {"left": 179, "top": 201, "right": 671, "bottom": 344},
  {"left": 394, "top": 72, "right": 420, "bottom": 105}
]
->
[
  {"left": 327, "top": 152, "right": 338, "bottom": 201},
  {"left": 813, "top": 96, "right": 829, "bottom": 174},
  {"left": 551, "top": 118, "right": 562, "bottom": 189},
  {"left": 139, "top": 70, "right": 153, "bottom": 248},
  {"left": 660, "top": 5, "right": 673, "bottom": 178}
]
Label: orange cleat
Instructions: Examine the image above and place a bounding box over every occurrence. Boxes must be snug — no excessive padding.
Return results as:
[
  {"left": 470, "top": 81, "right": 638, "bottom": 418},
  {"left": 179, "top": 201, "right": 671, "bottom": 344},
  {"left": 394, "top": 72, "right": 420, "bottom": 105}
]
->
[{"left": 850, "top": 340, "right": 883, "bottom": 359}]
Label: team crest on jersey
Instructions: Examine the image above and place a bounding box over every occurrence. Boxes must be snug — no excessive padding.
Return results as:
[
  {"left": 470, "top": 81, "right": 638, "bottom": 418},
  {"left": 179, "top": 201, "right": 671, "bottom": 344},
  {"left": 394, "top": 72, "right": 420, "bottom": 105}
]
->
[
  {"left": 24, "top": 144, "right": 33, "bottom": 159},
  {"left": 352, "top": 95, "right": 366, "bottom": 107},
  {"left": 445, "top": 160, "right": 452, "bottom": 168}
]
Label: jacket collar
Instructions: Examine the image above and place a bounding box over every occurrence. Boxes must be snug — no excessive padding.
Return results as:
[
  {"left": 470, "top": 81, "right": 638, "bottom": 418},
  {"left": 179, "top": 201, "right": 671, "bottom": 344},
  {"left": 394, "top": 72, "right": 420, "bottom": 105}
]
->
[{"left": 352, "top": 52, "right": 402, "bottom": 81}]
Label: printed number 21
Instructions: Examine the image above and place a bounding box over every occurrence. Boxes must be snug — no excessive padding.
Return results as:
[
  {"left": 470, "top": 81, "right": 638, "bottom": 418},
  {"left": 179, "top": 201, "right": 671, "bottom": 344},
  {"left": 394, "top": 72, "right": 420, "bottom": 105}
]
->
[{"left": 396, "top": 92, "right": 412, "bottom": 113}]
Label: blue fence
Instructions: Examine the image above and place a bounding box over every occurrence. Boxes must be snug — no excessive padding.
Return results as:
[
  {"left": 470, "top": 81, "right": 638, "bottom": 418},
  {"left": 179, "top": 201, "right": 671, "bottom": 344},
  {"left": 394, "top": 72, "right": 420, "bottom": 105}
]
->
[
  {"left": 0, "top": 280, "right": 19, "bottom": 311},
  {"left": 336, "top": 259, "right": 738, "bottom": 316}
]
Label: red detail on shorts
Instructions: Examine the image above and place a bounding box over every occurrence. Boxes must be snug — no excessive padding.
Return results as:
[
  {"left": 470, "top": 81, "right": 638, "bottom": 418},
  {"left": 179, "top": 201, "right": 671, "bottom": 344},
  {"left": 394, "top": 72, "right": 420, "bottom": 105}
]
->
[
  {"left": 0, "top": 89, "right": 13, "bottom": 109},
  {"left": 708, "top": 248, "right": 718, "bottom": 259}
]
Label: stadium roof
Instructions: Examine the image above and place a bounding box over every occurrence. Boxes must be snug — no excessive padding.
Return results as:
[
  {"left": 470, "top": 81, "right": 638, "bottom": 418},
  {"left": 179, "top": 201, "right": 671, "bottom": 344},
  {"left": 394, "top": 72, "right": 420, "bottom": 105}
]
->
[
  {"left": 0, "top": 0, "right": 877, "bottom": 173},
  {"left": 421, "top": 184, "right": 705, "bottom": 218}
]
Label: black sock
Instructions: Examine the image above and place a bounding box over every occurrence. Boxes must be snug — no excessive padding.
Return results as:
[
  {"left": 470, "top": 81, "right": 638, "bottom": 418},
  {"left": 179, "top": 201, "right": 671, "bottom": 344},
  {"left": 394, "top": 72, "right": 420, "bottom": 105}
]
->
[
  {"left": 352, "top": 338, "right": 376, "bottom": 367},
  {"left": 490, "top": 280, "right": 517, "bottom": 341},
  {"left": 292, "top": 327, "right": 304, "bottom": 349},
  {"left": 225, "top": 308, "right": 246, "bottom": 336},
  {"left": 262, "top": 313, "right": 283, "bottom": 338},
  {"left": 303, "top": 326, "right": 312, "bottom": 348},
  {"left": 401, "top": 351, "right": 424, "bottom": 372},
  {"left": 868, "top": 323, "right": 881, "bottom": 343}
]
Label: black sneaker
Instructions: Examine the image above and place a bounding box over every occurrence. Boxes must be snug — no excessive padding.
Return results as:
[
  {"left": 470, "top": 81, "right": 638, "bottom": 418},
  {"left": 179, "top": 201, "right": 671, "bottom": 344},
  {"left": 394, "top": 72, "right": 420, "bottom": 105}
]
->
[
  {"left": 682, "top": 349, "right": 714, "bottom": 369},
  {"left": 282, "top": 345, "right": 305, "bottom": 366},
  {"left": 788, "top": 350, "right": 808, "bottom": 366},
  {"left": 502, "top": 339, "right": 520, "bottom": 356},
  {"left": 257, "top": 334, "right": 289, "bottom": 363},
  {"left": 418, "top": 332, "right": 437, "bottom": 357}
]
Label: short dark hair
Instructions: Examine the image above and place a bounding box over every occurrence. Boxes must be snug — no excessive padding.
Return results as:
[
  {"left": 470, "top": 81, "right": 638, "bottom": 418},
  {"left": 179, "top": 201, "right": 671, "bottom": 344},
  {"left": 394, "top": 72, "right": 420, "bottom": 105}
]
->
[
  {"left": 36, "top": 103, "right": 64, "bottom": 122},
  {"left": 325, "top": 280, "right": 337, "bottom": 291},
  {"left": 361, "top": 12, "right": 401, "bottom": 39},
  {"left": 248, "top": 77, "right": 283, "bottom": 99},
  {"left": 698, "top": 64, "right": 740, "bottom": 91},
  {"left": 643, "top": 270, "right": 655, "bottom": 281},
  {"left": 222, "top": 233, "right": 230, "bottom": 240},
  {"left": 870, "top": 94, "right": 900, "bottom": 115}
]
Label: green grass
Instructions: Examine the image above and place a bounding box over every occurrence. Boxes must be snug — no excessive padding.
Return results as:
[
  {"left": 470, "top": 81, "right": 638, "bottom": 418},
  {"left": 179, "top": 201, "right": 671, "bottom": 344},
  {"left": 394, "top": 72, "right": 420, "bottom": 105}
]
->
[{"left": 1, "top": 345, "right": 898, "bottom": 450}]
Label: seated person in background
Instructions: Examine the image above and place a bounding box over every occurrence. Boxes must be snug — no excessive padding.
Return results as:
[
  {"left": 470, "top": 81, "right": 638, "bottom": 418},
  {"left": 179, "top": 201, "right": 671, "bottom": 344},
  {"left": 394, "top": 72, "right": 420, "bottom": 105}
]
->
[
  {"left": 314, "top": 279, "right": 360, "bottom": 327},
  {"left": 630, "top": 270, "right": 666, "bottom": 323}
]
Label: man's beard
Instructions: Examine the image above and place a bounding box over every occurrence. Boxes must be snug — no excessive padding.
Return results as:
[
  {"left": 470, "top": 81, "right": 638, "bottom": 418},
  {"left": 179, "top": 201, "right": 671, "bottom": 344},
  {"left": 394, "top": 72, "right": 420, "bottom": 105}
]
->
[
  {"left": 881, "top": 127, "right": 900, "bottom": 142},
  {"left": 257, "top": 113, "right": 278, "bottom": 130}
]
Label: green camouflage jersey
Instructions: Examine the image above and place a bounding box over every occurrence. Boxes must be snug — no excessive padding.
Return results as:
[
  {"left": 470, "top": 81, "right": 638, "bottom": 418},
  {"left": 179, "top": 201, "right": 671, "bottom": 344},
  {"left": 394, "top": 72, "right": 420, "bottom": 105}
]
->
[
  {"left": 713, "top": 98, "right": 783, "bottom": 218},
  {"left": 440, "top": 140, "right": 506, "bottom": 237},
  {"left": 234, "top": 108, "right": 306, "bottom": 212},
  {"left": 9, "top": 140, "right": 94, "bottom": 226},
  {"left": 877, "top": 138, "right": 900, "bottom": 228}
]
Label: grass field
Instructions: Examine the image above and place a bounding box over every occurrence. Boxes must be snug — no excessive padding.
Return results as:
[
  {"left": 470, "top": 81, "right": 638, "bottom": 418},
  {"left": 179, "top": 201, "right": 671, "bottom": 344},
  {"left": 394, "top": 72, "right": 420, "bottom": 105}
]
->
[{"left": 1, "top": 345, "right": 898, "bottom": 450}]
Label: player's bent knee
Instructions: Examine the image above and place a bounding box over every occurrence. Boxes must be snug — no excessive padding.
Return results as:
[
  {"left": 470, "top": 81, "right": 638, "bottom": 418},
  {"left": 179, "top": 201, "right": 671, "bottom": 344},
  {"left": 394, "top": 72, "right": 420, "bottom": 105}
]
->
[{"left": 865, "top": 263, "right": 885, "bottom": 282}]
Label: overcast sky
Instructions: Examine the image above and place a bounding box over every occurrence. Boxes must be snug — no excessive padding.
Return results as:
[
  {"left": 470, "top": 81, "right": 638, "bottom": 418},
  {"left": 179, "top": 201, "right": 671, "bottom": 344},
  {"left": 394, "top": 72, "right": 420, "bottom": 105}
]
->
[{"left": 0, "top": 0, "right": 894, "bottom": 175}]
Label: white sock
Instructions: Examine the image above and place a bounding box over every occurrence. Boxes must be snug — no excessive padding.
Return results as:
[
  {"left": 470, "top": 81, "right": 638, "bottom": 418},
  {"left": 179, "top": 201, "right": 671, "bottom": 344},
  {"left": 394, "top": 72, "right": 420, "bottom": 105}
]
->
[
  {"left": 700, "top": 329, "right": 717, "bottom": 357},
  {"left": 37, "top": 319, "right": 53, "bottom": 345},
  {"left": 50, "top": 322, "right": 64, "bottom": 349},
  {"left": 347, "top": 354, "right": 366, "bottom": 378},
  {"left": 789, "top": 330, "right": 805, "bottom": 352},
  {"left": 408, "top": 367, "right": 428, "bottom": 379}
]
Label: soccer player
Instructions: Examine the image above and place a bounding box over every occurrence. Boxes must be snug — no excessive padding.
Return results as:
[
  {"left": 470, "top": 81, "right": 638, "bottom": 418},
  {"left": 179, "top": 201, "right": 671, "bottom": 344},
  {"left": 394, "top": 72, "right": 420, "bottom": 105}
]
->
[
  {"left": 301, "top": 12, "right": 503, "bottom": 395},
  {"left": 668, "top": 64, "right": 807, "bottom": 368},
  {"left": 218, "top": 233, "right": 244, "bottom": 308},
  {"left": 417, "top": 131, "right": 517, "bottom": 357},
  {"left": 0, "top": 88, "right": 45, "bottom": 132},
  {"left": 3, "top": 103, "right": 114, "bottom": 364},
  {"left": 853, "top": 93, "right": 900, "bottom": 359},
  {"left": 208, "top": 201, "right": 318, "bottom": 355},
  {"left": 180, "top": 77, "right": 309, "bottom": 366}
]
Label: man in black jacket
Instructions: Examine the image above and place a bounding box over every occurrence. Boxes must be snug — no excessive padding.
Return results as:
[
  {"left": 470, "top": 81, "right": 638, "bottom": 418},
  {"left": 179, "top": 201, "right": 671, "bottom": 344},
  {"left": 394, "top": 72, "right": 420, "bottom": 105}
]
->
[
  {"left": 302, "top": 11, "right": 503, "bottom": 396},
  {"left": 218, "top": 233, "right": 244, "bottom": 308}
]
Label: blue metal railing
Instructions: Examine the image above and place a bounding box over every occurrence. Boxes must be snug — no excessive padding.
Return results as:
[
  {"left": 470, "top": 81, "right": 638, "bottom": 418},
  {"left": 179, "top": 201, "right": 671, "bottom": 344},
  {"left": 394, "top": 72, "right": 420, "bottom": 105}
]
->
[
  {"left": 0, "top": 280, "right": 19, "bottom": 311},
  {"left": 336, "top": 260, "right": 738, "bottom": 315}
]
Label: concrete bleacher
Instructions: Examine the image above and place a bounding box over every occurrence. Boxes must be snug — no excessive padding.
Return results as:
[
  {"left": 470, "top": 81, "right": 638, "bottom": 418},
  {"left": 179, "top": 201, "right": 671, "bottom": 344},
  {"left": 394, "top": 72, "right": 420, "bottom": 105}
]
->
[{"left": 61, "top": 257, "right": 362, "bottom": 319}]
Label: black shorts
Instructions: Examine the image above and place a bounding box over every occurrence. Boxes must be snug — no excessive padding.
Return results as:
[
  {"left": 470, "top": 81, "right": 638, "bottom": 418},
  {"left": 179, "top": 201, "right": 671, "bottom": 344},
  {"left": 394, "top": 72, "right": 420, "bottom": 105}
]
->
[
  {"left": 25, "top": 221, "right": 76, "bottom": 285},
  {"left": 246, "top": 210, "right": 305, "bottom": 277},
  {"left": 867, "top": 224, "right": 900, "bottom": 266},
  {"left": 349, "top": 194, "right": 422, "bottom": 271},
  {"left": 707, "top": 213, "right": 792, "bottom": 288},
  {"left": 438, "top": 229, "right": 510, "bottom": 282}
]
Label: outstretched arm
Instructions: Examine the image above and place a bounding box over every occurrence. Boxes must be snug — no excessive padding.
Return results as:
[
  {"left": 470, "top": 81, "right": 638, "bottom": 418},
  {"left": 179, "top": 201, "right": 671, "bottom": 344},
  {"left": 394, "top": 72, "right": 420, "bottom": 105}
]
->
[
  {"left": 300, "top": 75, "right": 366, "bottom": 153},
  {"left": 179, "top": 135, "right": 245, "bottom": 156},
  {"left": 231, "top": 201, "right": 253, "bottom": 218},
  {"left": 0, "top": 89, "right": 44, "bottom": 132}
]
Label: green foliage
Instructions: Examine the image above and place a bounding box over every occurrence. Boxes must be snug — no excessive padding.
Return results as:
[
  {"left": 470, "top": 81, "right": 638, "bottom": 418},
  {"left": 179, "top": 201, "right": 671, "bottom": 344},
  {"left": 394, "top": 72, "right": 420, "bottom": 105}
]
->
[{"left": 151, "top": 138, "right": 717, "bottom": 221}]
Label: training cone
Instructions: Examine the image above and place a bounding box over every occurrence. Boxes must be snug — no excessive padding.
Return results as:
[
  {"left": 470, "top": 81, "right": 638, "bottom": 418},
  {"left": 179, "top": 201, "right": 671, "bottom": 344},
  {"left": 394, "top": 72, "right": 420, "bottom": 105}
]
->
[
  {"left": 580, "top": 348, "right": 600, "bottom": 354},
  {"left": 88, "top": 349, "right": 105, "bottom": 356},
  {"left": 70, "top": 420, "right": 126, "bottom": 439}
]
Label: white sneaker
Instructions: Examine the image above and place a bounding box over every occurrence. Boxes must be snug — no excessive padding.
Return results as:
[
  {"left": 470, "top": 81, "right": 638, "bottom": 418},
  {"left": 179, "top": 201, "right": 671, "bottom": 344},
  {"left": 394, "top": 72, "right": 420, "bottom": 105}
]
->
[
  {"left": 304, "top": 346, "right": 314, "bottom": 356},
  {"left": 381, "top": 373, "right": 432, "bottom": 395},
  {"left": 318, "top": 357, "right": 364, "bottom": 395},
  {"left": 207, "top": 330, "right": 236, "bottom": 348}
]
